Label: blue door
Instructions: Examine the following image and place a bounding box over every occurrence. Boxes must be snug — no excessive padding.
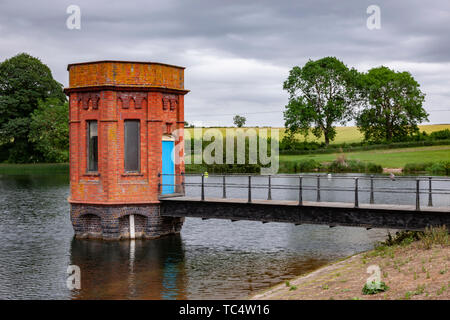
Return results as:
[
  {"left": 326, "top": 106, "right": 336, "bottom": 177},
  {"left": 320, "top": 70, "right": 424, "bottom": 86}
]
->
[{"left": 162, "top": 140, "right": 175, "bottom": 194}]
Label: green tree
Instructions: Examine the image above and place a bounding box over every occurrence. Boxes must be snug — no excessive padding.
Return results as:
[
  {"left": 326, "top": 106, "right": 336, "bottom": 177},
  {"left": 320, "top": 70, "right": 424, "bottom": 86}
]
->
[
  {"left": 29, "top": 98, "right": 69, "bottom": 163},
  {"left": 283, "top": 57, "right": 359, "bottom": 146},
  {"left": 0, "top": 53, "right": 65, "bottom": 162},
  {"left": 356, "top": 66, "right": 428, "bottom": 142},
  {"left": 233, "top": 115, "right": 246, "bottom": 127}
]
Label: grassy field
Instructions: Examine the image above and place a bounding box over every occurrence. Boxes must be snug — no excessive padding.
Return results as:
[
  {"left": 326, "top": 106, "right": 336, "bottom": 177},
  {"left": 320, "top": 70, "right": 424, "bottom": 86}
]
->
[
  {"left": 280, "top": 145, "right": 450, "bottom": 168},
  {"left": 1, "top": 125, "right": 449, "bottom": 174},
  {"left": 186, "top": 124, "right": 450, "bottom": 144}
]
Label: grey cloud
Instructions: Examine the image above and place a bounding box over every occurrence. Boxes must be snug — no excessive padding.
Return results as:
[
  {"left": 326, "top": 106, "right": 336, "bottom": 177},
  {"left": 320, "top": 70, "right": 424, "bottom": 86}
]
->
[{"left": 0, "top": 0, "right": 449, "bottom": 126}]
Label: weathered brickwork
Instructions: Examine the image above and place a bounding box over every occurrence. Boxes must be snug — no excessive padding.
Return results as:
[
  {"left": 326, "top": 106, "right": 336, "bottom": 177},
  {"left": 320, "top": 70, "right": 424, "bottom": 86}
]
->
[
  {"left": 68, "top": 61, "right": 184, "bottom": 90},
  {"left": 71, "top": 203, "right": 184, "bottom": 240},
  {"left": 65, "top": 61, "right": 188, "bottom": 240}
]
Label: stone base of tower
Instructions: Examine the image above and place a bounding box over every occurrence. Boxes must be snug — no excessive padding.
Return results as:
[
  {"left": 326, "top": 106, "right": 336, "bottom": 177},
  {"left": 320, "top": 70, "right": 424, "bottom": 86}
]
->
[{"left": 70, "top": 203, "right": 184, "bottom": 240}]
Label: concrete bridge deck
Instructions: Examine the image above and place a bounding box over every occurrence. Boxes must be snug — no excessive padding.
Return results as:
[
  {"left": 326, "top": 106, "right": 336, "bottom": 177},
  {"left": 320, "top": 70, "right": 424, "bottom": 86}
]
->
[{"left": 160, "top": 196, "right": 450, "bottom": 231}]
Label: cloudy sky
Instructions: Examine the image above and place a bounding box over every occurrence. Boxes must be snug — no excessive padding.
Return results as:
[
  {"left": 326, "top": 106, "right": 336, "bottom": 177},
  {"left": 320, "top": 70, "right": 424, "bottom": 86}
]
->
[{"left": 0, "top": 0, "right": 449, "bottom": 126}]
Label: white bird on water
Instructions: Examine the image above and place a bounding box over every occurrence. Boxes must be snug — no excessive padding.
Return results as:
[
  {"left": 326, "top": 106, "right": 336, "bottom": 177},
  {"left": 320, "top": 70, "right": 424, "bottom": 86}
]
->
[
  {"left": 327, "top": 173, "right": 332, "bottom": 180},
  {"left": 390, "top": 173, "right": 396, "bottom": 181}
]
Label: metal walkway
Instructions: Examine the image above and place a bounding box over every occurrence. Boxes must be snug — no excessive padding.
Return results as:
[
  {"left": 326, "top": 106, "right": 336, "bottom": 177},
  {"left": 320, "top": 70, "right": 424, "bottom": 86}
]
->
[{"left": 159, "top": 173, "right": 450, "bottom": 230}]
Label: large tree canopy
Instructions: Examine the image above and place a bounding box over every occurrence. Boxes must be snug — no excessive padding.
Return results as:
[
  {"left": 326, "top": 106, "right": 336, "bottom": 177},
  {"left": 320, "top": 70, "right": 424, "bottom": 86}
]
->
[
  {"left": 283, "top": 57, "right": 358, "bottom": 146},
  {"left": 356, "top": 66, "right": 428, "bottom": 142},
  {"left": 29, "top": 98, "right": 69, "bottom": 163},
  {"left": 0, "top": 53, "right": 65, "bottom": 162}
]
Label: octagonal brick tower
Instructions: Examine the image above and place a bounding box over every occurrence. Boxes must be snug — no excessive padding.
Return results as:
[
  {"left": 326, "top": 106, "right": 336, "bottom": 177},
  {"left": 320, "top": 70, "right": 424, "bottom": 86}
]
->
[{"left": 64, "top": 60, "right": 188, "bottom": 240}]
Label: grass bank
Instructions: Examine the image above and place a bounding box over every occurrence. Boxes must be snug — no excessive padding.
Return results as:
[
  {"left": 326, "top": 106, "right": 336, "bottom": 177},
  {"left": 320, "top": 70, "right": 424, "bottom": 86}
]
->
[
  {"left": 251, "top": 227, "right": 449, "bottom": 300},
  {"left": 0, "top": 163, "right": 69, "bottom": 174}
]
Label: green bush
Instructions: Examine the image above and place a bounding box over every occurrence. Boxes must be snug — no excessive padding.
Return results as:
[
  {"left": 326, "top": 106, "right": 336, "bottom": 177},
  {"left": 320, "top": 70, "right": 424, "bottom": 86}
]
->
[
  {"left": 362, "top": 281, "right": 389, "bottom": 295},
  {"left": 278, "top": 159, "right": 320, "bottom": 173},
  {"left": 419, "top": 225, "right": 449, "bottom": 249},
  {"left": 325, "top": 159, "right": 382, "bottom": 173},
  {"left": 378, "top": 230, "right": 422, "bottom": 248},
  {"left": 185, "top": 163, "right": 261, "bottom": 174},
  {"left": 280, "top": 135, "right": 323, "bottom": 151},
  {"left": 280, "top": 138, "right": 450, "bottom": 155},
  {"left": 277, "top": 159, "right": 382, "bottom": 174},
  {"left": 403, "top": 162, "right": 434, "bottom": 173},
  {"left": 429, "top": 161, "right": 450, "bottom": 175},
  {"left": 403, "top": 161, "right": 450, "bottom": 175},
  {"left": 429, "top": 129, "right": 450, "bottom": 140},
  {"left": 429, "top": 162, "right": 445, "bottom": 174},
  {"left": 367, "top": 162, "right": 383, "bottom": 173}
]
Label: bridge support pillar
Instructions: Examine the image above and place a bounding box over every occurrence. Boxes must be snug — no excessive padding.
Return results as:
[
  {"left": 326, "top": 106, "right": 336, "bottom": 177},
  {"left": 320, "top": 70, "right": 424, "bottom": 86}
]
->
[{"left": 70, "top": 203, "right": 184, "bottom": 240}]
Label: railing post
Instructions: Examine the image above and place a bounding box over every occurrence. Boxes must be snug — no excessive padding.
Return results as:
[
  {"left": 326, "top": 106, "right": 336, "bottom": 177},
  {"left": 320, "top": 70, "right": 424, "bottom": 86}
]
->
[
  {"left": 316, "top": 175, "right": 321, "bottom": 202},
  {"left": 428, "top": 177, "right": 433, "bottom": 207},
  {"left": 158, "top": 172, "right": 161, "bottom": 194},
  {"left": 354, "top": 178, "right": 359, "bottom": 208},
  {"left": 222, "top": 175, "right": 226, "bottom": 199},
  {"left": 416, "top": 179, "right": 420, "bottom": 211},
  {"left": 181, "top": 172, "right": 185, "bottom": 195},
  {"left": 248, "top": 175, "right": 252, "bottom": 203},
  {"left": 201, "top": 174, "right": 205, "bottom": 201},
  {"left": 370, "top": 175, "right": 374, "bottom": 204},
  {"left": 298, "top": 176, "right": 303, "bottom": 206},
  {"left": 267, "top": 175, "right": 272, "bottom": 200}
]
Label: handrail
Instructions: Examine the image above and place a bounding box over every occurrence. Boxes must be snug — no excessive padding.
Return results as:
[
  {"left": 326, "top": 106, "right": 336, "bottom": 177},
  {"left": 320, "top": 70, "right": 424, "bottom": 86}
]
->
[
  {"left": 157, "top": 173, "right": 450, "bottom": 211},
  {"left": 178, "top": 172, "right": 450, "bottom": 181}
]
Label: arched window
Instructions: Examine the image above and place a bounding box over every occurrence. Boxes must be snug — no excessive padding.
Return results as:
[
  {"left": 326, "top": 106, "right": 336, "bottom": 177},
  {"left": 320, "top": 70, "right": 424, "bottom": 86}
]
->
[
  {"left": 129, "top": 97, "right": 136, "bottom": 109},
  {"left": 170, "top": 99, "right": 177, "bottom": 111},
  {"left": 162, "top": 98, "right": 169, "bottom": 110},
  {"left": 124, "top": 120, "right": 140, "bottom": 172},
  {"left": 117, "top": 97, "right": 123, "bottom": 109},
  {"left": 79, "top": 98, "right": 87, "bottom": 110},
  {"left": 87, "top": 120, "right": 98, "bottom": 172},
  {"left": 139, "top": 98, "right": 147, "bottom": 109},
  {"left": 94, "top": 97, "right": 100, "bottom": 110}
]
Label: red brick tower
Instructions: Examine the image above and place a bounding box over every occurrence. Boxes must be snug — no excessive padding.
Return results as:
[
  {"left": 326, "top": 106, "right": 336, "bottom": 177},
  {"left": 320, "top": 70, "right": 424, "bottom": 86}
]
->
[{"left": 64, "top": 61, "right": 188, "bottom": 240}]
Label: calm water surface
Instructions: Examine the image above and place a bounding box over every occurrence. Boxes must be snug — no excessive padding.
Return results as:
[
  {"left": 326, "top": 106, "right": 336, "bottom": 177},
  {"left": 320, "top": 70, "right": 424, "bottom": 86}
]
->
[{"left": 2, "top": 173, "right": 444, "bottom": 299}]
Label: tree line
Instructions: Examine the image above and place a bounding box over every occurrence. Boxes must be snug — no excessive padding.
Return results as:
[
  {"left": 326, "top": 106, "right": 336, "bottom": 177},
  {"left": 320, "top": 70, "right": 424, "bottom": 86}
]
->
[
  {"left": 0, "top": 53, "right": 432, "bottom": 163},
  {"left": 0, "top": 53, "right": 68, "bottom": 163},
  {"left": 283, "top": 56, "right": 428, "bottom": 146}
]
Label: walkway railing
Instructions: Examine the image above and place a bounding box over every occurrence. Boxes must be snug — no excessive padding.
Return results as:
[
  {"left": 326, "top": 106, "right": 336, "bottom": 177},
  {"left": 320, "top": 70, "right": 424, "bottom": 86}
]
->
[
  {"left": 158, "top": 173, "right": 450, "bottom": 211},
  {"left": 158, "top": 172, "right": 185, "bottom": 195}
]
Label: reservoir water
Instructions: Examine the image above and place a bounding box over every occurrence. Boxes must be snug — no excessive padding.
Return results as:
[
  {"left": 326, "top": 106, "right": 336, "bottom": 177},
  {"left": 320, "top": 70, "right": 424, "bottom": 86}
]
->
[{"left": 1, "top": 173, "right": 447, "bottom": 299}]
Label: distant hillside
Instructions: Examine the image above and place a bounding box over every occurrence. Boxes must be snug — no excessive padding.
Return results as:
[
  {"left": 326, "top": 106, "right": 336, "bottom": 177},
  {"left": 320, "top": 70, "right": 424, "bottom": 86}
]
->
[{"left": 186, "top": 124, "right": 450, "bottom": 144}]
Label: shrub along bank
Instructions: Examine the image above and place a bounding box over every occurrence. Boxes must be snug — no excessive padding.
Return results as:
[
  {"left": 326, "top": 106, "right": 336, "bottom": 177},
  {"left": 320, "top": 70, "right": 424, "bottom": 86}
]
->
[
  {"left": 278, "top": 159, "right": 382, "bottom": 174},
  {"left": 403, "top": 161, "right": 450, "bottom": 175},
  {"left": 280, "top": 138, "right": 450, "bottom": 155}
]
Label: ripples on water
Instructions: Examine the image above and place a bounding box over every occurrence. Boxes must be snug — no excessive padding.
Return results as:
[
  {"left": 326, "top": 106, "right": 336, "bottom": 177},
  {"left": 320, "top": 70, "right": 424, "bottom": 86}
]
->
[{"left": 0, "top": 174, "right": 396, "bottom": 299}]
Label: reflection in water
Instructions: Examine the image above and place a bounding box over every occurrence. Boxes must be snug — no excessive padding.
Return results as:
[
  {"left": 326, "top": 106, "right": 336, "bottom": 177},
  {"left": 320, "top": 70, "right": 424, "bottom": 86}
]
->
[
  {"left": 70, "top": 236, "right": 187, "bottom": 299},
  {"left": 68, "top": 218, "right": 386, "bottom": 299}
]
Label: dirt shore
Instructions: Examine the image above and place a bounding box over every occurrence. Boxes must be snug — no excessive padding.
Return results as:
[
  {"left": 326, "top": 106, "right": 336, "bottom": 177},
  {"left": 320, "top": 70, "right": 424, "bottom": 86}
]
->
[
  {"left": 250, "top": 241, "right": 449, "bottom": 300},
  {"left": 382, "top": 168, "right": 403, "bottom": 174}
]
